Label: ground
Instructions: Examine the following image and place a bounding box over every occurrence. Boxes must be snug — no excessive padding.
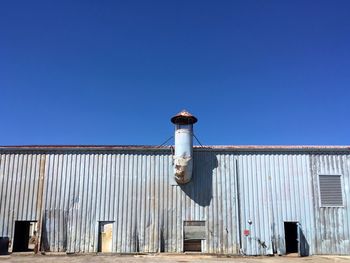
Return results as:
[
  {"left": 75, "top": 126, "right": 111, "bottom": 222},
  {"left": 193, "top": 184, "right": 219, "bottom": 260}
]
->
[{"left": 1, "top": 254, "right": 350, "bottom": 263}]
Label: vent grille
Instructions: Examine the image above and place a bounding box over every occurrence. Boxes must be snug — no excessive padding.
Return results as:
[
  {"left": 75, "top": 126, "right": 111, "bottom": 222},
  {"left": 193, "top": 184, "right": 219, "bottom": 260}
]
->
[{"left": 319, "top": 175, "right": 343, "bottom": 206}]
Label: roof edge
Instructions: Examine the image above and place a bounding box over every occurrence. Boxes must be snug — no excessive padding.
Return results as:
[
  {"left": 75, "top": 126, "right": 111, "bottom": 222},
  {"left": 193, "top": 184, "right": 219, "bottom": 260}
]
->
[{"left": 0, "top": 145, "right": 350, "bottom": 152}]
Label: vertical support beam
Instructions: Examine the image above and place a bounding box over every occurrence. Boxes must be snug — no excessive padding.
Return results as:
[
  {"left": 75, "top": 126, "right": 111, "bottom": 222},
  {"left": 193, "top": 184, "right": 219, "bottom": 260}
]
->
[{"left": 36, "top": 154, "right": 46, "bottom": 253}]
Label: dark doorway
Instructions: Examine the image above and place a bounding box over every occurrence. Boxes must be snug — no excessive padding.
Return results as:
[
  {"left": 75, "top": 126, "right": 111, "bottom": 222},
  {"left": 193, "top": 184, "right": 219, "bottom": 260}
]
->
[
  {"left": 12, "top": 221, "right": 37, "bottom": 252},
  {"left": 183, "top": 240, "right": 201, "bottom": 252},
  {"left": 284, "top": 222, "right": 298, "bottom": 254}
]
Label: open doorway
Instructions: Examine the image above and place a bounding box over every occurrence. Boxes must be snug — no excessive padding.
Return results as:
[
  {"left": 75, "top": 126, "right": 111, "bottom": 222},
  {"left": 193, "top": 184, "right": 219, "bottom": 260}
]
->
[
  {"left": 98, "top": 222, "right": 114, "bottom": 253},
  {"left": 284, "top": 222, "right": 298, "bottom": 254},
  {"left": 12, "top": 221, "right": 37, "bottom": 252}
]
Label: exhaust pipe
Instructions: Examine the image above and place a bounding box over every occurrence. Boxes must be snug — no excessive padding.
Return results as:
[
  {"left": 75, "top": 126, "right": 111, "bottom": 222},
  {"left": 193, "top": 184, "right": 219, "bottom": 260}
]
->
[{"left": 171, "top": 110, "right": 198, "bottom": 184}]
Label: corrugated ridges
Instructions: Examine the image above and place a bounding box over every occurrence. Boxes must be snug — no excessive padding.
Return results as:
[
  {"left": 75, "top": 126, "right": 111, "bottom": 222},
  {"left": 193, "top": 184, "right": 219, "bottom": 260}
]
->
[{"left": 0, "top": 151, "right": 349, "bottom": 255}]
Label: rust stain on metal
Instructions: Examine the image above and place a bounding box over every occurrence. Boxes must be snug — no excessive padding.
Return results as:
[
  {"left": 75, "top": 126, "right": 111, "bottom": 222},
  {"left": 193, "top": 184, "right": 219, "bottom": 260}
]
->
[{"left": 171, "top": 110, "right": 198, "bottom": 125}]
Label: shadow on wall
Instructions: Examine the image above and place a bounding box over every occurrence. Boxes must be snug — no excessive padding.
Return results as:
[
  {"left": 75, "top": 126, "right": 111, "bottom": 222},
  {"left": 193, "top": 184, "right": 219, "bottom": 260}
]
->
[
  {"left": 180, "top": 151, "right": 218, "bottom": 207},
  {"left": 41, "top": 214, "right": 50, "bottom": 252},
  {"left": 41, "top": 210, "right": 68, "bottom": 252},
  {"left": 299, "top": 227, "right": 309, "bottom": 257}
]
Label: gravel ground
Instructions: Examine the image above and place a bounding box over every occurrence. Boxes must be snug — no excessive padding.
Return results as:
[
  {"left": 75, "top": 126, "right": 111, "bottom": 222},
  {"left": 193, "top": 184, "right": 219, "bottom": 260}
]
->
[{"left": 0, "top": 254, "right": 350, "bottom": 263}]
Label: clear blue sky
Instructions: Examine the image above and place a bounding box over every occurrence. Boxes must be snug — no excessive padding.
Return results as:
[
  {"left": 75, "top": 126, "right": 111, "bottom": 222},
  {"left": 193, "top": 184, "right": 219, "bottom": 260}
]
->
[{"left": 1, "top": 0, "right": 349, "bottom": 146}]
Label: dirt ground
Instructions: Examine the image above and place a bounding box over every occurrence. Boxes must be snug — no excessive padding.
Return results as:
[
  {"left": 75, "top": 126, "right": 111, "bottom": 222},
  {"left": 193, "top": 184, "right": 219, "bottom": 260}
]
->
[{"left": 1, "top": 254, "right": 350, "bottom": 263}]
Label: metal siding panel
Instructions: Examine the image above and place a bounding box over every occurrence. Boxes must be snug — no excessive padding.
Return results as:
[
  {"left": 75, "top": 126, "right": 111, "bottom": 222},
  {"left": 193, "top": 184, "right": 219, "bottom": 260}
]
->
[
  {"left": 115, "top": 153, "right": 123, "bottom": 252},
  {"left": 16, "top": 155, "right": 25, "bottom": 220},
  {"left": 1, "top": 149, "right": 349, "bottom": 255},
  {"left": 55, "top": 155, "right": 63, "bottom": 251},
  {"left": 312, "top": 153, "right": 350, "bottom": 255},
  {"left": 12, "top": 155, "right": 21, "bottom": 221},
  {"left": 0, "top": 153, "right": 42, "bottom": 251},
  {"left": 281, "top": 154, "right": 312, "bottom": 255},
  {"left": 6, "top": 154, "right": 17, "bottom": 250},
  {"left": 64, "top": 154, "right": 72, "bottom": 252},
  {"left": 80, "top": 154, "right": 88, "bottom": 252},
  {"left": 109, "top": 154, "right": 116, "bottom": 252},
  {"left": 71, "top": 154, "right": 80, "bottom": 252},
  {"left": 0, "top": 154, "right": 4, "bottom": 232},
  {"left": 28, "top": 155, "right": 38, "bottom": 221},
  {"left": 88, "top": 154, "right": 96, "bottom": 252},
  {"left": 343, "top": 155, "right": 350, "bottom": 253},
  {"left": 125, "top": 153, "right": 132, "bottom": 252},
  {"left": 6, "top": 155, "right": 14, "bottom": 238},
  {"left": 237, "top": 153, "right": 315, "bottom": 256},
  {"left": 0, "top": 154, "right": 9, "bottom": 236},
  {"left": 240, "top": 154, "right": 261, "bottom": 255},
  {"left": 120, "top": 153, "right": 126, "bottom": 252},
  {"left": 216, "top": 154, "right": 223, "bottom": 253}
]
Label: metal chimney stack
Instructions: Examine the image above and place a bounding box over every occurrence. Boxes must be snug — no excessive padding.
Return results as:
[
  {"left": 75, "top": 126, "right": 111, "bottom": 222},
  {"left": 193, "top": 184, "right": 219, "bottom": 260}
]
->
[{"left": 171, "top": 110, "right": 198, "bottom": 184}]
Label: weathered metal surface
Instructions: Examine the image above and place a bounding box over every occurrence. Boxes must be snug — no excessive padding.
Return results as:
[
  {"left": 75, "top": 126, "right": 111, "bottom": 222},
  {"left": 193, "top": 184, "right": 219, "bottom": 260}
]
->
[
  {"left": 236, "top": 153, "right": 315, "bottom": 255},
  {"left": 235, "top": 152, "right": 350, "bottom": 256},
  {"left": 0, "top": 148, "right": 349, "bottom": 255},
  {"left": 174, "top": 156, "right": 193, "bottom": 184},
  {"left": 173, "top": 127, "right": 194, "bottom": 184},
  {"left": 36, "top": 155, "right": 46, "bottom": 252},
  {"left": 0, "top": 153, "right": 42, "bottom": 252},
  {"left": 184, "top": 226, "right": 206, "bottom": 240},
  {"left": 172, "top": 111, "right": 197, "bottom": 184},
  {"left": 311, "top": 154, "right": 350, "bottom": 255},
  {"left": 0, "top": 150, "right": 237, "bottom": 254},
  {"left": 171, "top": 110, "right": 198, "bottom": 125}
]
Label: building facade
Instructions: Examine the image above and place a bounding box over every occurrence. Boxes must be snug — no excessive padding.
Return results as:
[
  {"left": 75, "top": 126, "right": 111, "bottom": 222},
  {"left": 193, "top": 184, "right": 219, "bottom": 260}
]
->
[{"left": 0, "top": 145, "right": 349, "bottom": 255}]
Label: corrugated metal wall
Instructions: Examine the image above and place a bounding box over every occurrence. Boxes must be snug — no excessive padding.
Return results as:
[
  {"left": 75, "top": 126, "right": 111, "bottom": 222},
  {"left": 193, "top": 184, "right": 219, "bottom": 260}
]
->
[
  {"left": 236, "top": 152, "right": 350, "bottom": 256},
  {"left": 0, "top": 150, "right": 238, "bottom": 254},
  {"left": 237, "top": 153, "right": 315, "bottom": 255},
  {"left": 311, "top": 154, "right": 350, "bottom": 255},
  {"left": 0, "top": 153, "right": 42, "bottom": 237},
  {"left": 0, "top": 149, "right": 349, "bottom": 255}
]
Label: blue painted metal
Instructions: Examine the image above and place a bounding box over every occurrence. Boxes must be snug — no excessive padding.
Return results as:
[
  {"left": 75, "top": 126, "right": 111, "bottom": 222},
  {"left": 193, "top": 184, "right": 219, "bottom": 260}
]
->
[
  {"left": 174, "top": 125, "right": 193, "bottom": 158},
  {"left": 173, "top": 125, "right": 194, "bottom": 184}
]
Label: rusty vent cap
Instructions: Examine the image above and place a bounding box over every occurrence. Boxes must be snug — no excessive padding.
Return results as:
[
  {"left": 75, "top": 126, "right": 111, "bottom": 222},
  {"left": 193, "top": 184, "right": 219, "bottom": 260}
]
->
[{"left": 171, "top": 110, "right": 198, "bottom": 124}]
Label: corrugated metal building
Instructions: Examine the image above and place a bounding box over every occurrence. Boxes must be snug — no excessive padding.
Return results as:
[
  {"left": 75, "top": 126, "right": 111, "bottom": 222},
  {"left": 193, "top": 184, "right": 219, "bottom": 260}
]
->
[{"left": 1, "top": 145, "right": 349, "bottom": 255}]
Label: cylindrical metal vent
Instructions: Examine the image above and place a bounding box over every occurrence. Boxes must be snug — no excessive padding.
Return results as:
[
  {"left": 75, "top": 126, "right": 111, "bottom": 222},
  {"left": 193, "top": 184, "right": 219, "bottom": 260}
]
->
[{"left": 171, "top": 110, "right": 197, "bottom": 184}]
